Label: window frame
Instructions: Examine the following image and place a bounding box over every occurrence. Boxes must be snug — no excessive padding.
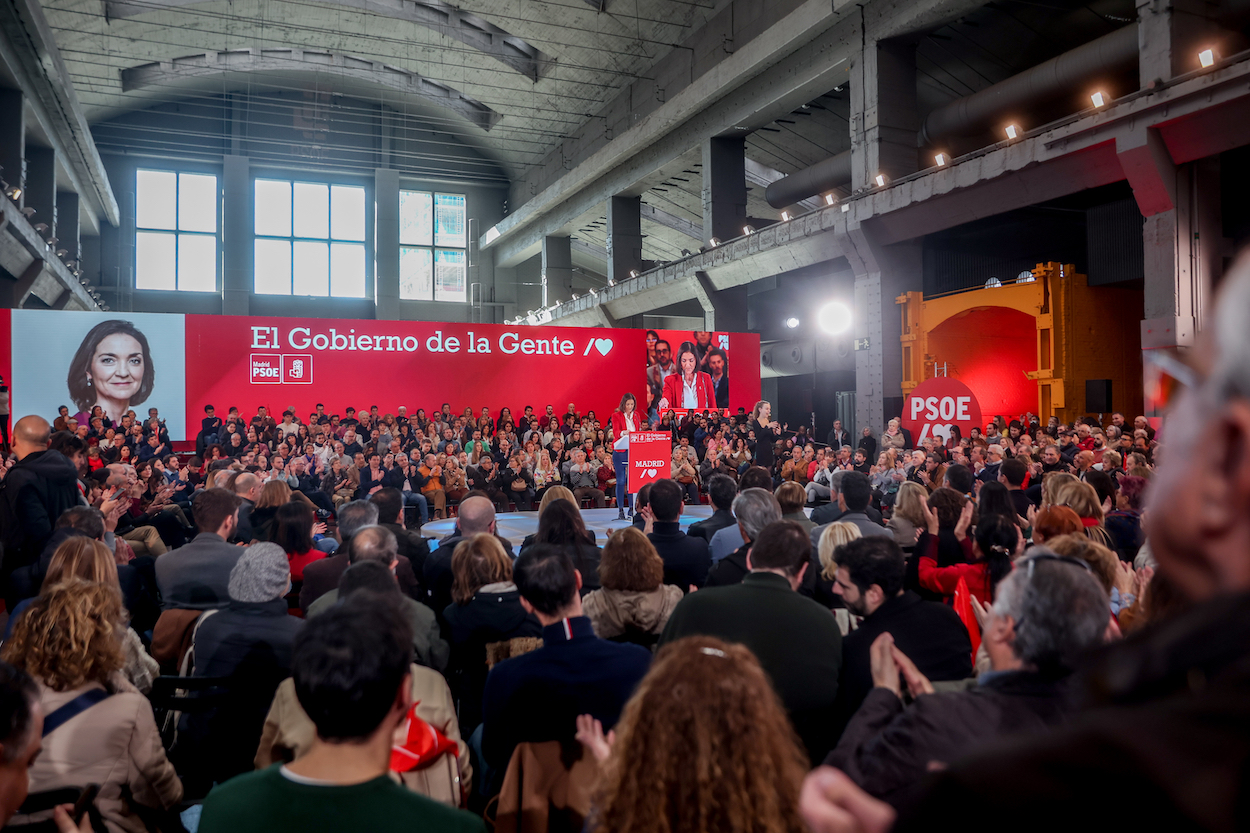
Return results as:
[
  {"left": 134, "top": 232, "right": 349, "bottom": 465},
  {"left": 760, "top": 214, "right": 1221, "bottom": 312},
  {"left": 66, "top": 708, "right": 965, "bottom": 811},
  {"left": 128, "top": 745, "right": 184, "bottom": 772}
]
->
[
  {"left": 250, "top": 171, "right": 374, "bottom": 299},
  {"left": 399, "top": 188, "right": 468, "bottom": 304},
  {"left": 133, "top": 167, "right": 221, "bottom": 293}
]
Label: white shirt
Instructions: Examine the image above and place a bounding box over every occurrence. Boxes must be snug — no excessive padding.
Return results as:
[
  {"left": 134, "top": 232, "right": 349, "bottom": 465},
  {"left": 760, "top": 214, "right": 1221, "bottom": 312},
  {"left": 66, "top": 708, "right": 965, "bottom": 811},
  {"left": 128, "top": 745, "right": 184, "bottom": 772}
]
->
[
  {"left": 682, "top": 377, "right": 699, "bottom": 408},
  {"left": 613, "top": 412, "right": 636, "bottom": 451}
]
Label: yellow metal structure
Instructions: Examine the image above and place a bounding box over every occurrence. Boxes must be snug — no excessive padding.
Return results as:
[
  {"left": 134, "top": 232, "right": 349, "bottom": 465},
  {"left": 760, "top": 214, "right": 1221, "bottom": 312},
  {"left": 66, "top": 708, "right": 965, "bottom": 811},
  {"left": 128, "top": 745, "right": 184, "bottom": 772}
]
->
[{"left": 897, "top": 262, "right": 1143, "bottom": 423}]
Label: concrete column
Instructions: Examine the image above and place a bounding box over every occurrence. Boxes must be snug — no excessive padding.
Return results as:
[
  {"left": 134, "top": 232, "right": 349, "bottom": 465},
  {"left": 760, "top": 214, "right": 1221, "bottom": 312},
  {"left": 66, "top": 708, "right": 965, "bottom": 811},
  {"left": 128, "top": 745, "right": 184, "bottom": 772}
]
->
[
  {"left": 25, "top": 147, "right": 56, "bottom": 239},
  {"left": 692, "top": 272, "right": 747, "bottom": 332},
  {"left": 851, "top": 38, "right": 919, "bottom": 190},
  {"left": 541, "top": 235, "right": 573, "bottom": 306},
  {"left": 845, "top": 222, "right": 921, "bottom": 430},
  {"left": 701, "top": 137, "right": 748, "bottom": 244},
  {"left": 374, "top": 168, "right": 400, "bottom": 318},
  {"left": 56, "top": 191, "right": 80, "bottom": 264},
  {"left": 1137, "top": 0, "right": 1223, "bottom": 84},
  {"left": 0, "top": 90, "right": 23, "bottom": 208},
  {"left": 222, "top": 155, "right": 251, "bottom": 315},
  {"left": 606, "top": 195, "right": 643, "bottom": 285}
]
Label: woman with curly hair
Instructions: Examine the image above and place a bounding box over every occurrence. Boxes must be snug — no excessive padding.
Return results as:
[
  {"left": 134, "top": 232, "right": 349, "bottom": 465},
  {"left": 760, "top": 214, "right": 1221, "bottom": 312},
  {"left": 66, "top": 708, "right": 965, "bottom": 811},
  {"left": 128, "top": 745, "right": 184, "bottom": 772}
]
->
[
  {"left": 582, "top": 527, "right": 683, "bottom": 644},
  {"left": 2, "top": 580, "right": 182, "bottom": 832},
  {"left": 577, "top": 635, "right": 808, "bottom": 833}
]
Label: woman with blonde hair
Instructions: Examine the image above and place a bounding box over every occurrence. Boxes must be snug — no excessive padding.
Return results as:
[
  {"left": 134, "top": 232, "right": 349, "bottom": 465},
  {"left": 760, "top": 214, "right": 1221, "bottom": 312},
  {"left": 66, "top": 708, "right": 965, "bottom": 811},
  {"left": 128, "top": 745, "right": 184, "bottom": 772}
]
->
[
  {"left": 532, "top": 448, "right": 558, "bottom": 502},
  {"left": 442, "top": 534, "right": 541, "bottom": 731},
  {"left": 881, "top": 418, "right": 906, "bottom": 452},
  {"left": 1040, "top": 471, "right": 1079, "bottom": 508},
  {"left": 1053, "top": 480, "right": 1116, "bottom": 548},
  {"left": 2, "top": 581, "right": 182, "bottom": 832},
  {"left": 578, "top": 635, "right": 808, "bottom": 833},
  {"left": 583, "top": 527, "right": 683, "bottom": 644},
  {"left": 887, "top": 481, "right": 928, "bottom": 548},
  {"left": 815, "top": 522, "right": 860, "bottom": 630}
]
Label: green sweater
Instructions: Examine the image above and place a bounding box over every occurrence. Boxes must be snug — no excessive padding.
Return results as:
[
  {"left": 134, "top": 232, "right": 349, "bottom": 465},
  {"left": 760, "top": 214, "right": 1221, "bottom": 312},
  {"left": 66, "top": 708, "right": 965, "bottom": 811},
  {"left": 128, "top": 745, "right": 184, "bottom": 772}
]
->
[{"left": 198, "top": 765, "right": 485, "bottom": 833}]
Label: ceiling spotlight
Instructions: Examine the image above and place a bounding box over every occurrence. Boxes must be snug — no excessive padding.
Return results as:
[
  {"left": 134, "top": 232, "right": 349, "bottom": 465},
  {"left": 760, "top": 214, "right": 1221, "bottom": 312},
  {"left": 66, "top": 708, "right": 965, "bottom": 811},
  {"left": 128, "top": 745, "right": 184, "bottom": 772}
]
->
[
  {"left": 825, "top": 194, "right": 836, "bottom": 206},
  {"left": 607, "top": 279, "right": 615, "bottom": 287},
  {"left": 56, "top": 249, "right": 67, "bottom": 257},
  {"left": 874, "top": 174, "right": 887, "bottom": 187},
  {"left": 681, "top": 248, "right": 692, "bottom": 256},
  {"left": 46, "top": 237, "right": 57, "bottom": 247},
  {"left": 817, "top": 301, "right": 853, "bottom": 335},
  {"left": 20, "top": 207, "right": 34, "bottom": 217},
  {"left": 784, "top": 317, "right": 800, "bottom": 329},
  {"left": 934, "top": 153, "right": 948, "bottom": 166},
  {"left": 709, "top": 237, "right": 721, "bottom": 247},
  {"left": 1090, "top": 91, "right": 1106, "bottom": 108},
  {"left": 985, "top": 277, "right": 1003, "bottom": 288},
  {"left": 1005, "top": 124, "right": 1019, "bottom": 140},
  {"left": 1198, "top": 48, "right": 1215, "bottom": 68},
  {"left": 743, "top": 225, "right": 756, "bottom": 235},
  {"left": 5, "top": 188, "right": 19, "bottom": 200},
  {"left": 33, "top": 223, "right": 47, "bottom": 233},
  {"left": 629, "top": 270, "right": 640, "bottom": 278},
  {"left": 781, "top": 211, "right": 790, "bottom": 222}
]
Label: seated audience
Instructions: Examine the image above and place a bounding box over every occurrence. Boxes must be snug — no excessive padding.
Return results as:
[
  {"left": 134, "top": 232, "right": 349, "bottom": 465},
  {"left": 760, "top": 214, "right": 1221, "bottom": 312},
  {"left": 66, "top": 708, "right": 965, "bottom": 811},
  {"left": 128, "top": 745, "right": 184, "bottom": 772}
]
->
[
  {"left": 307, "top": 526, "right": 448, "bottom": 671},
  {"left": 1030, "top": 505, "right": 1084, "bottom": 546},
  {"left": 662, "top": 521, "right": 842, "bottom": 762},
  {"left": 526, "top": 499, "right": 602, "bottom": 592},
  {"left": 424, "top": 496, "right": 515, "bottom": 617},
  {"left": 272, "top": 501, "right": 322, "bottom": 582},
  {"left": 479, "top": 545, "right": 651, "bottom": 793},
  {"left": 686, "top": 473, "right": 737, "bottom": 541},
  {"left": 826, "top": 550, "right": 1109, "bottom": 808},
  {"left": 777, "top": 481, "right": 816, "bottom": 534},
  {"left": 371, "top": 487, "right": 432, "bottom": 582},
  {"left": 830, "top": 537, "right": 972, "bottom": 741},
  {"left": 300, "top": 501, "right": 419, "bottom": 610},
  {"left": 645, "top": 479, "right": 711, "bottom": 591},
  {"left": 441, "top": 534, "right": 542, "bottom": 733},
  {"left": 1105, "top": 474, "right": 1147, "bottom": 563},
  {"left": 917, "top": 513, "right": 1019, "bottom": 605},
  {"left": 2, "top": 581, "right": 183, "bottom": 831},
  {"left": 583, "top": 527, "right": 683, "bottom": 643},
  {"left": 257, "top": 560, "right": 473, "bottom": 806},
  {"left": 197, "top": 594, "right": 484, "bottom": 833},
  {"left": 885, "top": 482, "right": 927, "bottom": 549},
  {"left": 705, "top": 488, "right": 782, "bottom": 587},
  {"left": 813, "top": 521, "right": 860, "bottom": 617},
  {"left": 577, "top": 636, "right": 808, "bottom": 833},
  {"left": 708, "top": 467, "right": 774, "bottom": 561},
  {"left": 155, "top": 487, "right": 244, "bottom": 610},
  {"left": 809, "top": 472, "right": 891, "bottom": 553}
]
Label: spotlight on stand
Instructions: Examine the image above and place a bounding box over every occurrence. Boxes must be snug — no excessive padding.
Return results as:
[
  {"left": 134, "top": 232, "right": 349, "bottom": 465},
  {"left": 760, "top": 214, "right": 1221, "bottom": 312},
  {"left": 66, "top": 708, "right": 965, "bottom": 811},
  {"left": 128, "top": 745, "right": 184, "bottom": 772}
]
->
[
  {"left": 628, "top": 270, "right": 640, "bottom": 279},
  {"left": 817, "top": 301, "right": 852, "bottom": 335},
  {"left": 743, "top": 225, "right": 756, "bottom": 235},
  {"left": 708, "top": 237, "right": 721, "bottom": 247}
]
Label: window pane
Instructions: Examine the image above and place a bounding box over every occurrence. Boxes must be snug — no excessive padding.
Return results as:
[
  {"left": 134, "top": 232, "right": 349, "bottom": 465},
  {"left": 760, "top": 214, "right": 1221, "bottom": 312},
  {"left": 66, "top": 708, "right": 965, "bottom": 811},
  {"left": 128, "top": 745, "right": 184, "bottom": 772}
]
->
[
  {"left": 399, "top": 246, "right": 433, "bottom": 300},
  {"left": 434, "top": 249, "right": 466, "bottom": 302},
  {"left": 178, "top": 173, "right": 217, "bottom": 233},
  {"left": 255, "top": 180, "right": 292, "bottom": 237},
  {"left": 293, "top": 182, "right": 329, "bottom": 239},
  {"left": 330, "top": 243, "right": 366, "bottom": 297},
  {"left": 135, "top": 231, "right": 176, "bottom": 289},
  {"left": 330, "top": 185, "right": 366, "bottom": 241},
  {"left": 254, "top": 238, "right": 292, "bottom": 294},
  {"left": 434, "top": 193, "right": 466, "bottom": 248},
  {"left": 177, "top": 233, "right": 217, "bottom": 291},
  {"left": 399, "top": 191, "right": 433, "bottom": 246},
  {"left": 293, "top": 240, "right": 330, "bottom": 296},
  {"left": 136, "top": 170, "right": 176, "bottom": 231}
]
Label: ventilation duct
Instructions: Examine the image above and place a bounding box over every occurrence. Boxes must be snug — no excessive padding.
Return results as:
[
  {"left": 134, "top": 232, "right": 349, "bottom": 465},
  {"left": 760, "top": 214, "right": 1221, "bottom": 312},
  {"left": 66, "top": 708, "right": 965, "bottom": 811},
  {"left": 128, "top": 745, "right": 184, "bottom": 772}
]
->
[{"left": 765, "top": 150, "right": 851, "bottom": 209}]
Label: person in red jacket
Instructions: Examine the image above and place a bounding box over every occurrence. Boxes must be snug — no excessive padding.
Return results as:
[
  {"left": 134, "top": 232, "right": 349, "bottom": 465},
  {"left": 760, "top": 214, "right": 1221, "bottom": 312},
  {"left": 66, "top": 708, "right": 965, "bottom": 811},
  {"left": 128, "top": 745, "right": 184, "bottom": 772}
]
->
[
  {"left": 917, "top": 504, "right": 1019, "bottom": 606},
  {"left": 657, "top": 346, "right": 716, "bottom": 412},
  {"left": 609, "top": 393, "right": 641, "bottom": 519}
]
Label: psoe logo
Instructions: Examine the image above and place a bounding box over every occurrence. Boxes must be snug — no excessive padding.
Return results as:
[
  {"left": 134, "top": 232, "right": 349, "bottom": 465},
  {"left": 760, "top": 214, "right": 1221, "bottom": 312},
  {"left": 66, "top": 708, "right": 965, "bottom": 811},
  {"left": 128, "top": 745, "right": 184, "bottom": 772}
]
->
[{"left": 250, "top": 354, "right": 281, "bottom": 384}]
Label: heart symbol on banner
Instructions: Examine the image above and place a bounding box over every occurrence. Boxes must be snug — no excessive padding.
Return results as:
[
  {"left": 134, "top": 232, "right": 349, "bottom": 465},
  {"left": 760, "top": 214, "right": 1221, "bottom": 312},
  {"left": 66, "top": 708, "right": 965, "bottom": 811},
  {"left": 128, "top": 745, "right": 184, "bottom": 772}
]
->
[
  {"left": 645, "top": 468, "right": 658, "bottom": 478},
  {"left": 594, "top": 338, "right": 614, "bottom": 356}
]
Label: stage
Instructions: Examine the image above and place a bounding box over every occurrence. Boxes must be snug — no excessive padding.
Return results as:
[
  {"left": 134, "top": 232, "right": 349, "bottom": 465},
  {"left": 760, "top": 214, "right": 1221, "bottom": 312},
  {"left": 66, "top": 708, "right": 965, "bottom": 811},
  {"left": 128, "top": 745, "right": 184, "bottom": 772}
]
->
[{"left": 422, "top": 506, "right": 716, "bottom": 550}]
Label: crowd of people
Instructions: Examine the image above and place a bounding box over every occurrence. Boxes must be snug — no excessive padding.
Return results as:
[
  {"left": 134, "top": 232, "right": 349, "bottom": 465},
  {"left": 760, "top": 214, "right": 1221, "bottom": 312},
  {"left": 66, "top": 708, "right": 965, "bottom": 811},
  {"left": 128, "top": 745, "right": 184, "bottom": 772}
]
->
[{"left": 0, "top": 260, "right": 1247, "bottom": 832}]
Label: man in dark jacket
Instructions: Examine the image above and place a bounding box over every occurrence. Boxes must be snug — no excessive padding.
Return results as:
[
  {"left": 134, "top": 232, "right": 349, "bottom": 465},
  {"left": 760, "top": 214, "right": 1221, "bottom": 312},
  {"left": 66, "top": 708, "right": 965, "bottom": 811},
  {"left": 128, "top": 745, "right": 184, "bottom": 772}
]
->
[
  {"left": 0, "top": 417, "right": 80, "bottom": 598},
  {"left": 705, "top": 488, "right": 781, "bottom": 587},
  {"left": 467, "top": 455, "right": 508, "bottom": 513},
  {"left": 370, "top": 488, "right": 431, "bottom": 581},
  {"left": 480, "top": 544, "right": 650, "bottom": 793},
  {"left": 646, "top": 479, "right": 710, "bottom": 590},
  {"left": 826, "top": 552, "right": 1108, "bottom": 808},
  {"left": 156, "top": 488, "right": 245, "bottom": 610},
  {"left": 662, "top": 521, "right": 843, "bottom": 763},
  {"left": 188, "top": 542, "right": 303, "bottom": 784},
  {"left": 810, "top": 470, "right": 885, "bottom": 528},
  {"left": 231, "top": 472, "right": 262, "bottom": 544},
  {"left": 687, "top": 474, "right": 737, "bottom": 542},
  {"left": 829, "top": 536, "right": 971, "bottom": 741}
]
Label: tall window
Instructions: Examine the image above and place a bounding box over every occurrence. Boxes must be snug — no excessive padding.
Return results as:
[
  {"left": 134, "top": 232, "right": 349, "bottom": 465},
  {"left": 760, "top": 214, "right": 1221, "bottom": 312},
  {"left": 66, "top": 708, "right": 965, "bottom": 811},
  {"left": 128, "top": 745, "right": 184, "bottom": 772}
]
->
[
  {"left": 135, "top": 170, "right": 218, "bottom": 291},
  {"left": 254, "top": 179, "right": 367, "bottom": 297},
  {"left": 399, "top": 191, "right": 467, "bottom": 302}
]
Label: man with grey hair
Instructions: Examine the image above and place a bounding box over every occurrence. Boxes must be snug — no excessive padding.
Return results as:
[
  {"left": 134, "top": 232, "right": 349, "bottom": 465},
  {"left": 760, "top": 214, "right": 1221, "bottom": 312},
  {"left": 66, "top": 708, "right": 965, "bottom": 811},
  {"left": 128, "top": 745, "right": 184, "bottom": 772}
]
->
[
  {"left": 307, "top": 525, "right": 448, "bottom": 671},
  {"left": 231, "top": 471, "right": 263, "bottom": 544},
  {"left": 825, "top": 549, "right": 1109, "bottom": 806},
  {"left": 705, "top": 488, "right": 782, "bottom": 587},
  {"left": 300, "top": 500, "right": 418, "bottom": 612}
]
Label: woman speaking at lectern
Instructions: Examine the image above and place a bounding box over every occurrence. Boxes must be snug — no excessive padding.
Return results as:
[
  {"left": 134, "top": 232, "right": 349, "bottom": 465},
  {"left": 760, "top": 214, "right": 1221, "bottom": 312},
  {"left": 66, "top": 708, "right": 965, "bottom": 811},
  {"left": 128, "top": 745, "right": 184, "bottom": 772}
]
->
[
  {"left": 611, "top": 393, "right": 640, "bottom": 520},
  {"left": 657, "top": 345, "right": 717, "bottom": 412}
]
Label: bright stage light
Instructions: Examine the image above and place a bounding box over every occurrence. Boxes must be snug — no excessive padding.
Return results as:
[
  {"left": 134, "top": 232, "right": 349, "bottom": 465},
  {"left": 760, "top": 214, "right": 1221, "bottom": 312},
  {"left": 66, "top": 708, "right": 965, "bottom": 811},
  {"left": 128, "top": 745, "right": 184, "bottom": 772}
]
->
[
  {"left": 1090, "top": 91, "right": 1106, "bottom": 107},
  {"left": 874, "top": 174, "right": 886, "bottom": 187},
  {"left": 934, "top": 153, "right": 948, "bottom": 166},
  {"left": 785, "top": 317, "right": 800, "bottom": 329},
  {"left": 817, "top": 301, "right": 852, "bottom": 335},
  {"left": 1199, "top": 48, "right": 1215, "bottom": 68},
  {"left": 1005, "top": 124, "right": 1019, "bottom": 140}
]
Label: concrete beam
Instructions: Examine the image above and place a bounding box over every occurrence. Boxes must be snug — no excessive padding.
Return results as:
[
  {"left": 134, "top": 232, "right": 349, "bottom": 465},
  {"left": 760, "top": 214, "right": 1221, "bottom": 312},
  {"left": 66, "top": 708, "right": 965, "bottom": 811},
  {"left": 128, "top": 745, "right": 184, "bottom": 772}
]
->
[
  {"left": 1116, "top": 127, "right": 1177, "bottom": 217},
  {"left": 639, "top": 202, "right": 702, "bottom": 242},
  {"left": 104, "top": 0, "right": 555, "bottom": 82},
  {"left": 0, "top": 0, "right": 119, "bottom": 226},
  {"left": 121, "top": 49, "right": 500, "bottom": 132},
  {"left": 0, "top": 197, "right": 97, "bottom": 310}
]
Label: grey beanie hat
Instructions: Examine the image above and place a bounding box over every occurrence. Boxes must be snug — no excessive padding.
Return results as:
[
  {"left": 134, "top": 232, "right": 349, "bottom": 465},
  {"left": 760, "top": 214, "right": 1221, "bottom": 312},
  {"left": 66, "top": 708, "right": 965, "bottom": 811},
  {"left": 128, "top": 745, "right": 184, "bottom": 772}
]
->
[{"left": 228, "top": 542, "right": 291, "bottom": 603}]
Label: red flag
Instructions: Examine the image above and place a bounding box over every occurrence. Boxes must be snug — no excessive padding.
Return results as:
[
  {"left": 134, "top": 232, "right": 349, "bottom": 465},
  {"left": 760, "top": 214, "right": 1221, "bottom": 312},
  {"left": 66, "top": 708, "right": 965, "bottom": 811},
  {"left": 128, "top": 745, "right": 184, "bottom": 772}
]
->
[
  {"left": 389, "top": 702, "right": 459, "bottom": 772},
  {"left": 952, "top": 576, "right": 981, "bottom": 658}
]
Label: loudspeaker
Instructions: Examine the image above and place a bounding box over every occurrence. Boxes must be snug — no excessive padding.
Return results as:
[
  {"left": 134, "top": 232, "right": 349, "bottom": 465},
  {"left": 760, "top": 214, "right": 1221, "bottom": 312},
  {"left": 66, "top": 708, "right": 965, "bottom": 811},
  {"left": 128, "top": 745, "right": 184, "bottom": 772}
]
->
[{"left": 1086, "top": 379, "right": 1113, "bottom": 414}]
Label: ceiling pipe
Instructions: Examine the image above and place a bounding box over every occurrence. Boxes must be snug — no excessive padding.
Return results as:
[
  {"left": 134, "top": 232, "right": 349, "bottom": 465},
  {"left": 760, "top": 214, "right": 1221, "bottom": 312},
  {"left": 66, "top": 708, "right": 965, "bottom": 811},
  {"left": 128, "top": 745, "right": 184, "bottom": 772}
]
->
[{"left": 765, "top": 24, "right": 1137, "bottom": 209}]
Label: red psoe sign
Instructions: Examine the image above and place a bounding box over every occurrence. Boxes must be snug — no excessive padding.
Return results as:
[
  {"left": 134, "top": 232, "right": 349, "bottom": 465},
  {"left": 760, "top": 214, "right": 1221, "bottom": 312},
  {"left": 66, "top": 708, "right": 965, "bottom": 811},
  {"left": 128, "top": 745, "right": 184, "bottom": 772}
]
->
[
  {"left": 628, "top": 431, "right": 671, "bottom": 492},
  {"left": 902, "top": 378, "right": 984, "bottom": 445}
]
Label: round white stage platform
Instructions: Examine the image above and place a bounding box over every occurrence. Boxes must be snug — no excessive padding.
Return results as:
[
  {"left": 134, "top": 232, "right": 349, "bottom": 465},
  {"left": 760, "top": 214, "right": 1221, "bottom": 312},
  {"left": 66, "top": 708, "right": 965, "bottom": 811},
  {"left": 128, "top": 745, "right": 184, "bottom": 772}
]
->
[{"left": 422, "top": 506, "right": 716, "bottom": 551}]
